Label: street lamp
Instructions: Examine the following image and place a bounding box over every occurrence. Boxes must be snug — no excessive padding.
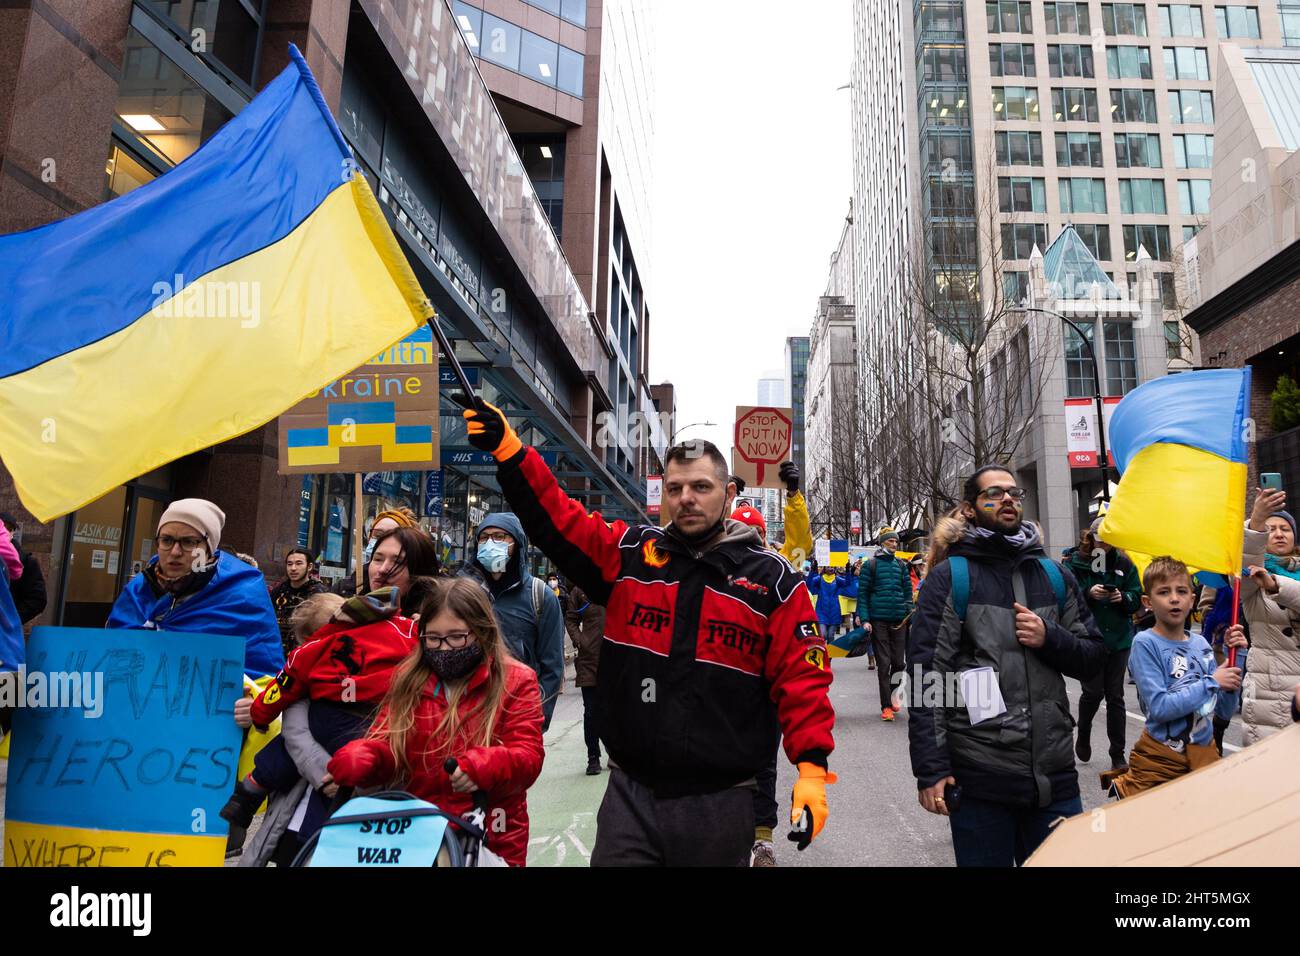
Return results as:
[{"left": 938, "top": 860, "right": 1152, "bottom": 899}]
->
[
  {"left": 1020, "top": 306, "right": 1112, "bottom": 502},
  {"left": 669, "top": 421, "right": 717, "bottom": 445}
]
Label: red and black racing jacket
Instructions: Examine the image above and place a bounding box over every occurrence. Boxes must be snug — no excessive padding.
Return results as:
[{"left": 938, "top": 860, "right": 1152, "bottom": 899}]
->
[{"left": 498, "top": 446, "right": 835, "bottom": 797}]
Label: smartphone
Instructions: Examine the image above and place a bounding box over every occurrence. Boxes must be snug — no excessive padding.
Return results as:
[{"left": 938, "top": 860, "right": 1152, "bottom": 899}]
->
[
  {"left": 1261, "top": 472, "right": 1283, "bottom": 492},
  {"left": 1103, "top": 584, "right": 1118, "bottom": 592},
  {"left": 943, "top": 782, "right": 963, "bottom": 814}
]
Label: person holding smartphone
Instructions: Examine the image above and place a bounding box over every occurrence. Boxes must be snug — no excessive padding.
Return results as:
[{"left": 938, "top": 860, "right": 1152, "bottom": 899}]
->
[{"left": 1066, "top": 517, "right": 1143, "bottom": 774}]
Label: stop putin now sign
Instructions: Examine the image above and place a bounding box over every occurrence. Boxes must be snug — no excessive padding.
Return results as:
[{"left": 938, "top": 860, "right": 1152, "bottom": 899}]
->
[{"left": 731, "top": 405, "right": 793, "bottom": 489}]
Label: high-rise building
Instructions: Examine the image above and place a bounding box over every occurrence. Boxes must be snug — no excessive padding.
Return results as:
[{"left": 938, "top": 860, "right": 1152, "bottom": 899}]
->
[
  {"left": 0, "top": 0, "right": 655, "bottom": 626},
  {"left": 805, "top": 297, "right": 860, "bottom": 538},
  {"left": 785, "top": 336, "right": 811, "bottom": 482},
  {"left": 452, "top": 0, "right": 660, "bottom": 503}
]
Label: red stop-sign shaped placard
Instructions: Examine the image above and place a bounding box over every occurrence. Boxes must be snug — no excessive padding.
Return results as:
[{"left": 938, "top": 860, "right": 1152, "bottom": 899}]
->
[{"left": 734, "top": 407, "right": 792, "bottom": 486}]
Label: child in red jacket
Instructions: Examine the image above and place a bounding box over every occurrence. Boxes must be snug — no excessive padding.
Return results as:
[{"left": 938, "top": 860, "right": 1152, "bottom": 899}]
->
[
  {"left": 328, "top": 577, "right": 545, "bottom": 866},
  {"left": 220, "top": 587, "right": 417, "bottom": 829}
]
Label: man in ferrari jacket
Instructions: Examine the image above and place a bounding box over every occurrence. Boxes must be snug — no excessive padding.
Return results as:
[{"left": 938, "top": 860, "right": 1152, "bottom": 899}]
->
[{"left": 460, "top": 396, "right": 837, "bottom": 866}]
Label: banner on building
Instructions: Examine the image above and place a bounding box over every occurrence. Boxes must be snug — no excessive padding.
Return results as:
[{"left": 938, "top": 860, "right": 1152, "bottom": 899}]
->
[
  {"left": 731, "top": 406, "right": 793, "bottom": 489},
  {"left": 278, "top": 326, "right": 439, "bottom": 475},
  {"left": 646, "top": 475, "right": 662, "bottom": 517},
  {"left": 424, "top": 469, "right": 444, "bottom": 518},
  {"left": 1064, "top": 397, "right": 1121, "bottom": 468},
  {"left": 850, "top": 510, "right": 862, "bottom": 534},
  {"left": 3, "top": 627, "right": 244, "bottom": 867}
]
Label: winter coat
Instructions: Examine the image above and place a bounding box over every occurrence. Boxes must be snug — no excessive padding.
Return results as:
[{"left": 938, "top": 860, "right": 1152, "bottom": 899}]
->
[
  {"left": 779, "top": 491, "right": 813, "bottom": 567},
  {"left": 857, "top": 552, "right": 913, "bottom": 624},
  {"left": 1239, "top": 525, "right": 1300, "bottom": 746},
  {"left": 566, "top": 586, "right": 605, "bottom": 687},
  {"left": 496, "top": 446, "right": 835, "bottom": 798},
  {"left": 0, "top": 523, "right": 22, "bottom": 582},
  {"left": 328, "top": 657, "right": 545, "bottom": 866},
  {"left": 1065, "top": 547, "right": 1142, "bottom": 651},
  {"left": 10, "top": 550, "right": 45, "bottom": 624},
  {"left": 459, "top": 512, "right": 564, "bottom": 730},
  {"left": 908, "top": 515, "right": 1105, "bottom": 808},
  {"left": 107, "top": 551, "right": 284, "bottom": 677},
  {"left": 270, "top": 578, "right": 328, "bottom": 656},
  {"left": 806, "top": 571, "right": 854, "bottom": 629}
]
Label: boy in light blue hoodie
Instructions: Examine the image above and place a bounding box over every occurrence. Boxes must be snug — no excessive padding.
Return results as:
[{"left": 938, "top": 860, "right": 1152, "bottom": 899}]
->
[{"left": 1106, "top": 556, "right": 1248, "bottom": 798}]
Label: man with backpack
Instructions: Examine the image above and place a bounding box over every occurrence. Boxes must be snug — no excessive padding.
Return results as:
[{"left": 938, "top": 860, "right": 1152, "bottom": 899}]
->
[
  {"left": 858, "top": 527, "right": 914, "bottom": 721},
  {"left": 907, "top": 465, "right": 1105, "bottom": 867}
]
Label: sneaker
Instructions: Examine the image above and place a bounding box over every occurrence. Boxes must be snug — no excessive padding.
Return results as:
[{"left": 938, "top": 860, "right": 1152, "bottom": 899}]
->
[
  {"left": 585, "top": 757, "right": 601, "bottom": 775},
  {"left": 881, "top": 707, "right": 895, "bottom": 722},
  {"left": 219, "top": 782, "right": 264, "bottom": 830},
  {"left": 749, "top": 840, "right": 777, "bottom": 867},
  {"left": 1075, "top": 733, "right": 1092, "bottom": 763}
]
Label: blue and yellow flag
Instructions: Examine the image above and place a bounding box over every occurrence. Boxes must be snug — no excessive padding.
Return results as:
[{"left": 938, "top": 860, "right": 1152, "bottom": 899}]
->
[
  {"left": 0, "top": 45, "right": 430, "bottom": 521},
  {"left": 1099, "top": 368, "right": 1251, "bottom": 575}
]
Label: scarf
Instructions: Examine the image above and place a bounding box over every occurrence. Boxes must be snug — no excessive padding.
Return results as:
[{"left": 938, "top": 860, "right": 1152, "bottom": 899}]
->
[
  {"left": 960, "top": 520, "right": 1042, "bottom": 554},
  {"left": 1264, "top": 553, "right": 1300, "bottom": 582}
]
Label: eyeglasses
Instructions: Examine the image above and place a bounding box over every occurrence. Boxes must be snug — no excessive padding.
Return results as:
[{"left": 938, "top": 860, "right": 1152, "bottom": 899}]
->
[
  {"left": 477, "top": 531, "right": 513, "bottom": 544},
  {"left": 423, "top": 631, "right": 473, "bottom": 650},
  {"left": 979, "top": 486, "right": 1027, "bottom": 502},
  {"left": 158, "top": 535, "right": 206, "bottom": 552}
]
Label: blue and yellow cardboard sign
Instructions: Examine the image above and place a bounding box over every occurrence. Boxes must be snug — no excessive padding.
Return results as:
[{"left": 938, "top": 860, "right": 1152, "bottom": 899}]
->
[
  {"left": 277, "top": 325, "right": 439, "bottom": 473},
  {"left": 3, "top": 627, "right": 244, "bottom": 867}
]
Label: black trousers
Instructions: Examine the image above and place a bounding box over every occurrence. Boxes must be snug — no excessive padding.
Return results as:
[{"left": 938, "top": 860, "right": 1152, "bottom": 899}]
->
[
  {"left": 1078, "top": 646, "right": 1131, "bottom": 764},
  {"left": 752, "top": 740, "right": 779, "bottom": 831},
  {"left": 591, "top": 768, "right": 755, "bottom": 866},
  {"left": 580, "top": 685, "right": 601, "bottom": 760},
  {"left": 872, "top": 619, "right": 908, "bottom": 710}
]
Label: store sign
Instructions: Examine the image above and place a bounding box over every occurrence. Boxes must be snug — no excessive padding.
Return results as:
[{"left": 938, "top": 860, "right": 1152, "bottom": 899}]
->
[
  {"left": 441, "top": 448, "right": 558, "bottom": 468},
  {"left": 424, "top": 469, "right": 444, "bottom": 518},
  {"left": 646, "top": 475, "right": 662, "bottom": 517},
  {"left": 732, "top": 406, "right": 793, "bottom": 489},
  {"left": 439, "top": 366, "right": 480, "bottom": 388},
  {"left": 1064, "top": 397, "right": 1121, "bottom": 469},
  {"left": 277, "top": 326, "right": 439, "bottom": 475},
  {"left": 850, "top": 509, "right": 862, "bottom": 534}
]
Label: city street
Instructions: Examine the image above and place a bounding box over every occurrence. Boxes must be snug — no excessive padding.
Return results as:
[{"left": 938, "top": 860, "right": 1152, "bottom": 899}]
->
[{"left": 525, "top": 650, "right": 1246, "bottom": 867}]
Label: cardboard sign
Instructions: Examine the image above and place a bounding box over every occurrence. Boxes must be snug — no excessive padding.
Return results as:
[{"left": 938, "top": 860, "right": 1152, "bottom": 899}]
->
[
  {"left": 3, "top": 626, "right": 244, "bottom": 867},
  {"left": 732, "top": 405, "right": 793, "bottom": 489},
  {"left": 814, "top": 539, "right": 831, "bottom": 567},
  {"left": 278, "top": 326, "right": 439, "bottom": 475}
]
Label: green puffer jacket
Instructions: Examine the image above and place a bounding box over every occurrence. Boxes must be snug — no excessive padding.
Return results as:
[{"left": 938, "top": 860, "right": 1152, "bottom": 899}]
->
[
  {"left": 1065, "top": 548, "right": 1142, "bottom": 651},
  {"left": 856, "top": 551, "right": 913, "bottom": 624}
]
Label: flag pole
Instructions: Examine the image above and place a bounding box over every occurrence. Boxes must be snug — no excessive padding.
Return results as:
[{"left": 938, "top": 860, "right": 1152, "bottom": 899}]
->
[
  {"left": 427, "top": 316, "right": 476, "bottom": 400},
  {"left": 354, "top": 473, "right": 364, "bottom": 592},
  {"left": 1228, "top": 575, "right": 1241, "bottom": 668}
]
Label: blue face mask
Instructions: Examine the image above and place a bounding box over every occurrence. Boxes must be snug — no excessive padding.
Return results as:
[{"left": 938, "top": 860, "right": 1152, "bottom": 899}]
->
[
  {"left": 363, "top": 538, "right": 378, "bottom": 565},
  {"left": 477, "top": 538, "right": 511, "bottom": 574}
]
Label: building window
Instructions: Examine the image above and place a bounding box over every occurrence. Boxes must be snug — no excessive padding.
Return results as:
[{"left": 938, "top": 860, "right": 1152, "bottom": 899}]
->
[
  {"left": 930, "top": 129, "right": 976, "bottom": 168},
  {"left": 987, "top": 1, "right": 1033, "bottom": 32},
  {"left": 1131, "top": 271, "right": 1179, "bottom": 307},
  {"left": 989, "top": 42, "right": 1035, "bottom": 76},
  {"left": 1184, "top": 223, "right": 1203, "bottom": 240},
  {"left": 1165, "top": 320, "right": 1184, "bottom": 358},
  {"left": 926, "top": 90, "right": 971, "bottom": 126},
  {"left": 1106, "top": 45, "right": 1154, "bottom": 78},
  {"left": 1110, "top": 87, "right": 1160, "bottom": 123},
  {"left": 1002, "top": 222, "right": 1049, "bottom": 259},
  {"left": 141, "top": 0, "right": 262, "bottom": 87},
  {"left": 1168, "top": 89, "right": 1214, "bottom": 124},
  {"left": 1049, "top": 44, "right": 1096, "bottom": 77},
  {"left": 1123, "top": 223, "right": 1173, "bottom": 259},
  {"left": 519, "top": 30, "right": 558, "bottom": 86},
  {"left": 105, "top": 139, "right": 157, "bottom": 198},
  {"left": 513, "top": 135, "right": 566, "bottom": 238},
  {"left": 1059, "top": 177, "right": 1108, "bottom": 213},
  {"left": 1160, "top": 4, "right": 1206, "bottom": 36},
  {"left": 999, "top": 176, "right": 1048, "bottom": 212},
  {"left": 1053, "top": 87, "right": 1100, "bottom": 121},
  {"left": 1056, "top": 131, "right": 1105, "bottom": 166},
  {"left": 480, "top": 13, "right": 522, "bottom": 71},
  {"left": 1115, "top": 132, "right": 1162, "bottom": 167},
  {"left": 453, "top": 1, "right": 482, "bottom": 51},
  {"left": 1065, "top": 320, "right": 1098, "bottom": 398},
  {"left": 1045, "top": 1, "right": 1091, "bottom": 32},
  {"left": 924, "top": 44, "right": 969, "bottom": 80},
  {"left": 1163, "top": 46, "right": 1211, "bottom": 80},
  {"left": 994, "top": 130, "right": 1044, "bottom": 165},
  {"left": 1179, "top": 177, "right": 1212, "bottom": 213},
  {"left": 992, "top": 86, "right": 1041, "bottom": 120},
  {"left": 557, "top": 45, "right": 584, "bottom": 97},
  {"left": 1103, "top": 3, "right": 1150, "bottom": 35},
  {"left": 1215, "top": 5, "right": 1261, "bottom": 36},
  {"left": 1173, "top": 133, "right": 1215, "bottom": 167},
  {"left": 1073, "top": 223, "right": 1113, "bottom": 260},
  {"left": 1104, "top": 321, "right": 1138, "bottom": 394},
  {"left": 1119, "top": 178, "right": 1168, "bottom": 213},
  {"left": 1004, "top": 270, "right": 1031, "bottom": 303},
  {"left": 1282, "top": 4, "right": 1300, "bottom": 44}
]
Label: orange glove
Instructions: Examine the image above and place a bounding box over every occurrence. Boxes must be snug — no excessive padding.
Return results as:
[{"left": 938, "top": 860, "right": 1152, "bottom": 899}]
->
[
  {"left": 459, "top": 395, "right": 522, "bottom": 462},
  {"left": 788, "top": 761, "right": 837, "bottom": 849}
]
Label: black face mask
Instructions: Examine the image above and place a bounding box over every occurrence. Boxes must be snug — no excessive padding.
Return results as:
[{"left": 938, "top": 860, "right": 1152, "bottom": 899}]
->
[{"left": 423, "top": 643, "right": 484, "bottom": 680}]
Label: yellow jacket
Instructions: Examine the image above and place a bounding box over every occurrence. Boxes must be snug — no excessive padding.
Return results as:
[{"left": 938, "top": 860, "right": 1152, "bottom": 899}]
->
[{"left": 779, "top": 491, "right": 813, "bottom": 568}]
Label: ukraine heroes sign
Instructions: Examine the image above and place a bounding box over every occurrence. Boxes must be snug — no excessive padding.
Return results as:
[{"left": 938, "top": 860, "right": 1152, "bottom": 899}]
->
[
  {"left": 3, "top": 627, "right": 244, "bottom": 867},
  {"left": 277, "top": 325, "right": 439, "bottom": 474}
]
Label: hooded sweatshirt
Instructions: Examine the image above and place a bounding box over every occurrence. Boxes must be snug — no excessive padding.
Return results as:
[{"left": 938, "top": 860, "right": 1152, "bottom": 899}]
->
[{"left": 460, "top": 513, "right": 564, "bottom": 729}]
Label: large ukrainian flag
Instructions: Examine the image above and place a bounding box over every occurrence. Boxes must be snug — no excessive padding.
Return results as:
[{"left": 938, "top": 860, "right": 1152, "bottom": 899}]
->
[
  {"left": 1099, "top": 368, "right": 1251, "bottom": 575},
  {"left": 0, "top": 46, "right": 430, "bottom": 522}
]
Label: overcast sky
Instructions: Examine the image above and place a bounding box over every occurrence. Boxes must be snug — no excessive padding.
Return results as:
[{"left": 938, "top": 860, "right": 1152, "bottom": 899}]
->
[{"left": 648, "top": 0, "right": 854, "bottom": 462}]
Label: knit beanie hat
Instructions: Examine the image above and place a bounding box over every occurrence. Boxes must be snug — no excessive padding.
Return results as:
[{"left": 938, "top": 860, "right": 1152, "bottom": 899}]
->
[
  {"left": 878, "top": 526, "right": 899, "bottom": 545},
  {"left": 157, "top": 498, "right": 225, "bottom": 554},
  {"left": 1268, "top": 509, "right": 1298, "bottom": 542},
  {"left": 730, "top": 505, "right": 767, "bottom": 540}
]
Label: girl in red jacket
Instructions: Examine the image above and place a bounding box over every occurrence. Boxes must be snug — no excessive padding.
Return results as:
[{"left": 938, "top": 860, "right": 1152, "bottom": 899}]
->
[{"left": 328, "top": 577, "right": 546, "bottom": 866}]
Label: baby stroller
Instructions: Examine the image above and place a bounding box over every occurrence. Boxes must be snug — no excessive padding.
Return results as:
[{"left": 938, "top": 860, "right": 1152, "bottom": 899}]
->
[{"left": 291, "top": 759, "right": 507, "bottom": 867}]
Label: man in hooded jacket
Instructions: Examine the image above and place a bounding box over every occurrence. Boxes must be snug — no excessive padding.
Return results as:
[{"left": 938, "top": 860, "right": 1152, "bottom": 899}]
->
[
  {"left": 908, "top": 465, "right": 1104, "bottom": 867},
  {"left": 460, "top": 512, "right": 565, "bottom": 731}
]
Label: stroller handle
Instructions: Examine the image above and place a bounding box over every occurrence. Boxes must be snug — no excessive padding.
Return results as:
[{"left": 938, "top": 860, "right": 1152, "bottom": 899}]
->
[{"left": 444, "top": 757, "right": 490, "bottom": 813}]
